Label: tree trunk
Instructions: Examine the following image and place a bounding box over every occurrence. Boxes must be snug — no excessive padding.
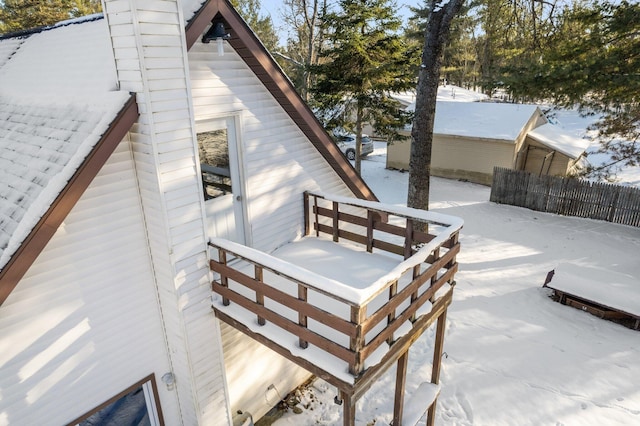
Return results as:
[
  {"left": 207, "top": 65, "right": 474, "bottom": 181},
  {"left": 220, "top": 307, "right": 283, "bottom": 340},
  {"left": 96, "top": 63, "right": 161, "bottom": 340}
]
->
[{"left": 407, "top": 0, "right": 465, "bottom": 217}]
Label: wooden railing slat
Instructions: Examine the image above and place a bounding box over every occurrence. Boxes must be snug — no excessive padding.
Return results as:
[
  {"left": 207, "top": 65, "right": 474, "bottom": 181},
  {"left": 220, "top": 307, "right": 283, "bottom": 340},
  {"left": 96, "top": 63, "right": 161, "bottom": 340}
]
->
[
  {"left": 213, "top": 282, "right": 357, "bottom": 364},
  {"left": 360, "top": 267, "right": 457, "bottom": 361},
  {"left": 361, "top": 244, "right": 460, "bottom": 334},
  {"left": 210, "top": 260, "right": 357, "bottom": 336}
]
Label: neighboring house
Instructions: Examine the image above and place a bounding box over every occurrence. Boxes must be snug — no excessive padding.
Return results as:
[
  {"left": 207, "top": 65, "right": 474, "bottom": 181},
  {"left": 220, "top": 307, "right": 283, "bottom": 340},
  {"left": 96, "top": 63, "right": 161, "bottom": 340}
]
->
[
  {"left": 386, "top": 101, "right": 587, "bottom": 185},
  {"left": 0, "top": 0, "right": 379, "bottom": 424},
  {"left": 522, "top": 123, "right": 590, "bottom": 177}
]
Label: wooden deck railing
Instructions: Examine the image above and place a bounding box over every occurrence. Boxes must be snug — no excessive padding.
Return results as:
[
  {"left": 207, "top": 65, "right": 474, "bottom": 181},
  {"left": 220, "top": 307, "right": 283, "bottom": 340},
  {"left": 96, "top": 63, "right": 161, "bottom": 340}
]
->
[{"left": 209, "top": 191, "right": 462, "bottom": 377}]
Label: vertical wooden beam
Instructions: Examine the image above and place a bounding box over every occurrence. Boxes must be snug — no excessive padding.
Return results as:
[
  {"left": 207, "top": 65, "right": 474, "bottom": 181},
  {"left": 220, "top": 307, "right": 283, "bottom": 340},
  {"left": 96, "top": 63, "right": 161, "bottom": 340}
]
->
[
  {"left": 304, "top": 191, "right": 310, "bottom": 236},
  {"left": 366, "top": 210, "right": 374, "bottom": 253},
  {"left": 430, "top": 247, "right": 440, "bottom": 303},
  {"left": 314, "top": 195, "right": 320, "bottom": 237},
  {"left": 410, "top": 264, "right": 420, "bottom": 322},
  {"left": 218, "top": 249, "right": 229, "bottom": 306},
  {"left": 332, "top": 201, "right": 340, "bottom": 242},
  {"left": 255, "top": 265, "right": 265, "bottom": 325},
  {"left": 298, "top": 284, "right": 309, "bottom": 349},
  {"left": 404, "top": 218, "right": 414, "bottom": 260},
  {"left": 427, "top": 309, "right": 448, "bottom": 426},
  {"left": 392, "top": 352, "right": 409, "bottom": 426},
  {"left": 387, "top": 280, "right": 398, "bottom": 345},
  {"left": 349, "top": 305, "right": 367, "bottom": 375},
  {"left": 342, "top": 392, "right": 356, "bottom": 426}
]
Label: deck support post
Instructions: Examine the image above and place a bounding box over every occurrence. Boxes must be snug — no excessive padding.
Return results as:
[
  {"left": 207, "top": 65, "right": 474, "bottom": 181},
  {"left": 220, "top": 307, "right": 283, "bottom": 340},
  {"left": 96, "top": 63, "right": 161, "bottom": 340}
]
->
[
  {"left": 342, "top": 392, "right": 356, "bottom": 426},
  {"left": 392, "top": 351, "right": 409, "bottom": 426},
  {"left": 427, "top": 309, "right": 448, "bottom": 426}
]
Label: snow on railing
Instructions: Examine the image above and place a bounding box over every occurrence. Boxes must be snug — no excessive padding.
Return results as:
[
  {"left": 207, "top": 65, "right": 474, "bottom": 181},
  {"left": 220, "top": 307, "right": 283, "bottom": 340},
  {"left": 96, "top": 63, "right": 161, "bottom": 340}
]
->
[{"left": 209, "top": 191, "right": 462, "bottom": 377}]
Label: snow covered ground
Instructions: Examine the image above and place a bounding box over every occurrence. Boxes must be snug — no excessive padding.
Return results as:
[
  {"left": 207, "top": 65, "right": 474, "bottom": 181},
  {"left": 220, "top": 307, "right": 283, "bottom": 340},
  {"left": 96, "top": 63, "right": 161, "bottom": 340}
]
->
[{"left": 272, "top": 139, "right": 640, "bottom": 425}]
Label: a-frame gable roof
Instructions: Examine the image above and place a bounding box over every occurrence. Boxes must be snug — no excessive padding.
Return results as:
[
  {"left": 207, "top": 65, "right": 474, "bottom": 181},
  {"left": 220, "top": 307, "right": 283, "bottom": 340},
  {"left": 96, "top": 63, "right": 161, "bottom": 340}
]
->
[
  {"left": 185, "top": 0, "right": 377, "bottom": 202},
  {"left": 0, "top": 0, "right": 375, "bottom": 307},
  {"left": 0, "top": 94, "right": 138, "bottom": 306}
]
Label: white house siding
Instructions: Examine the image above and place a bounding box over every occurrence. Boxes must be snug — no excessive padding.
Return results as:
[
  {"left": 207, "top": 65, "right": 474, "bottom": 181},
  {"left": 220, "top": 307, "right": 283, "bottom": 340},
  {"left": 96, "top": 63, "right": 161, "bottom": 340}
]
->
[
  {"left": 0, "top": 141, "right": 180, "bottom": 425},
  {"left": 188, "top": 43, "right": 351, "bottom": 254},
  {"left": 103, "top": 1, "right": 231, "bottom": 425},
  {"left": 188, "top": 42, "right": 354, "bottom": 419}
]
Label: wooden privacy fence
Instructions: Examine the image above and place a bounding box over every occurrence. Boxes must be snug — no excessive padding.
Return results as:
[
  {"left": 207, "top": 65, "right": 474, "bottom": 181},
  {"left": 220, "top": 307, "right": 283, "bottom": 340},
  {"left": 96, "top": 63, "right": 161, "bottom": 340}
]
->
[{"left": 490, "top": 167, "right": 640, "bottom": 227}]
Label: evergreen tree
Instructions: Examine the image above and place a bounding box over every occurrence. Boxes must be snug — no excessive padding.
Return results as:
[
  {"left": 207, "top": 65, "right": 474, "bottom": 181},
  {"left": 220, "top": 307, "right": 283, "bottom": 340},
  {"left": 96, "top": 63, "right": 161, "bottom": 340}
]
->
[
  {"left": 0, "top": 0, "right": 101, "bottom": 34},
  {"left": 230, "top": 0, "right": 279, "bottom": 52},
  {"left": 313, "top": 0, "right": 416, "bottom": 174},
  {"left": 505, "top": 0, "right": 640, "bottom": 178}
]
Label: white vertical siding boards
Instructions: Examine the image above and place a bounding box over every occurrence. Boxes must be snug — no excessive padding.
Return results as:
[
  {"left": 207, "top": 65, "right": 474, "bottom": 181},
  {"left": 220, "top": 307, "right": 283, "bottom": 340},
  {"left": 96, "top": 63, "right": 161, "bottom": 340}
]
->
[
  {"left": 188, "top": 40, "right": 351, "bottom": 254},
  {"left": 0, "top": 141, "right": 179, "bottom": 425},
  {"left": 188, "top": 39, "right": 352, "bottom": 419},
  {"left": 103, "top": 0, "right": 231, "bottom": 424}
]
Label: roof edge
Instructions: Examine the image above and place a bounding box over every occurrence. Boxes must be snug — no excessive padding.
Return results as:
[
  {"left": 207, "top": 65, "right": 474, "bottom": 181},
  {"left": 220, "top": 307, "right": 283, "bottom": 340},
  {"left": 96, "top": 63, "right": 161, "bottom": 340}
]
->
[
  {"left": 185, "top": 0, "right": 377, "bottom": 202},
  {"left": 0, "top": 93, "right": 139, "bottom": 306}
]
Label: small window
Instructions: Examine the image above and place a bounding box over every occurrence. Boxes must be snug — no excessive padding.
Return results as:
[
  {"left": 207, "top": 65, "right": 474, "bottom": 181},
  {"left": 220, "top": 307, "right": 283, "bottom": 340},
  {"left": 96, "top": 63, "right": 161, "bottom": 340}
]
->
[
  {"left": 68, "top": 375, "right": 163, "bottom": 426},
  {"left": 198, "top": 128, "right": 231, "bottom": 200}
]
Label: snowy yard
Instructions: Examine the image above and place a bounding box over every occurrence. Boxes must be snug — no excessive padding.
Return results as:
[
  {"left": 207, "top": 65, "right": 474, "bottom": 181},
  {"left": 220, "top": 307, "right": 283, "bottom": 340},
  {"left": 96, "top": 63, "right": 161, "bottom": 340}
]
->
[{"left": 272, "top": 141, "right": 640, "bottom": 425}]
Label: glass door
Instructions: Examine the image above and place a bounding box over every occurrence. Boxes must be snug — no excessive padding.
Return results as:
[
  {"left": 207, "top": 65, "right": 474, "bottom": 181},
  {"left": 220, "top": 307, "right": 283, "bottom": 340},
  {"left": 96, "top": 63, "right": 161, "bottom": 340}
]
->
[{"left": 197, "top": 117, "right": 246, "bottom": 244}]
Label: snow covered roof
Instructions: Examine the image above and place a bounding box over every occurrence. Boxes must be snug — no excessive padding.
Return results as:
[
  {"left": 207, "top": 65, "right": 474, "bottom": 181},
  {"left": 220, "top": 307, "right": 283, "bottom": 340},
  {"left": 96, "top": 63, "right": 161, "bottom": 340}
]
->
[
  {"left": 527, "top": 123, "right": 590, "bottom": 159},
  {"left": 0, "top": 16, "right": 138, "bottom": 304},
  {"left": 407, "top": 101, "right": 543, "bottom": 142},
  {"left": 0, "top": 92, "right": 133, "bottom": 270}
]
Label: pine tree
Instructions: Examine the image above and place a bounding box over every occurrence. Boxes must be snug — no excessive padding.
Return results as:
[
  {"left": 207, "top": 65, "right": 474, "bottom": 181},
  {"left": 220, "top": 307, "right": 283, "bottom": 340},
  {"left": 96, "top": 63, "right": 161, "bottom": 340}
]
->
[
  {"left": 313, "top": 0, "right": 416, "bottom": 174},
  {"left": 0, "top": 0, "right": 101, "bottom": 34},
  {"left": 505, "top": 0, "right": 640, "bottom": 178},
  {"left": 230, "top": 0, "right": 279, "bottom": 52}
]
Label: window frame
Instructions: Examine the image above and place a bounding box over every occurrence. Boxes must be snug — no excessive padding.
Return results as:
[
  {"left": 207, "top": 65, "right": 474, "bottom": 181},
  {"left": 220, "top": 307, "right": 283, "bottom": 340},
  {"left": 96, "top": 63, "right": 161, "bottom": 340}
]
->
[{"left": 66, "top": 374, "right": 165, "bottom": 426}]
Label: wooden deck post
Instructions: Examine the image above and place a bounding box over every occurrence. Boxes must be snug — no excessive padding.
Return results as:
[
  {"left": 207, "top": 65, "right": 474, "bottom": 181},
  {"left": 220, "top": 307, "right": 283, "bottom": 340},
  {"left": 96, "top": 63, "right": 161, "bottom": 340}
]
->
[
  {"left": 392, "top": 351, "right": 409, "bottom": 426},
  {"left": 366, "top": 210, "right": 374, "bottom": 253},
  {"left": 342, "top": 392, "right": 356, "bottom": 426},
  {"left": 427, "top": 309, "right": 448, "bottom": 426},
  {"left": 349, "top": 305, "right": 367, "bottom": 375},
  {"left": 314, "top": 195, "right": 320, "bottom": 237},
  {"left": 333, "top": 201, "right": 340, "bottom": 242},
  {"left": 255, "top": 266, "right": 265, "bottom": 325},
  {"left": 387, "top": 280, "right": 398, "bottom": 345},
  {"left": 304, "top": 191, "right": 310, "bottom": 236},
  {"left": 404, "top": 219, "right": 414, "bottom": 260},
  {"left": 298, "top": 284, "right": 309, "bottom": 348},
  {"left": 218, "top": 248, "right": 229, "bottom": 306}
]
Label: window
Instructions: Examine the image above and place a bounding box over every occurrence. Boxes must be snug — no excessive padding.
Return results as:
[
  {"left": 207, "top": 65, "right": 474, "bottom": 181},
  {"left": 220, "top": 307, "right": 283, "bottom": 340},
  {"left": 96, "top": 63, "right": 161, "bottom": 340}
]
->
[
  {"left": 68, "top": 375, "right": 163, "bottom": 426},
  {"left": 198, "top": 128, "right": 231, "bottom": 200}
]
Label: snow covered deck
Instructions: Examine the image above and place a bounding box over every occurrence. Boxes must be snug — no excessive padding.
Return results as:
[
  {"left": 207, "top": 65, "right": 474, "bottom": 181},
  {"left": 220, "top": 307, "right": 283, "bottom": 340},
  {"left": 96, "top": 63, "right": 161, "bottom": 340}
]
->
[
  {"left": 209, "top": 192, "right": 462, "bottom": 426},
  {"left": 544, "top": 263, "right": 640, "bottom": 330}
]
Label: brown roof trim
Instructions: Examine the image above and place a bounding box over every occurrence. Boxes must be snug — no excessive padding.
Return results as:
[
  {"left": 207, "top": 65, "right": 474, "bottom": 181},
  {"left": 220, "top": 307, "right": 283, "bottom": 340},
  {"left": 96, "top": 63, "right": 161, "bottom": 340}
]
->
[
  {"left": 185, "top": 0, "right": 377, "bottom": 202},
  {"left": 0, "top": 94, "right": 139, "bottom": 306}
]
